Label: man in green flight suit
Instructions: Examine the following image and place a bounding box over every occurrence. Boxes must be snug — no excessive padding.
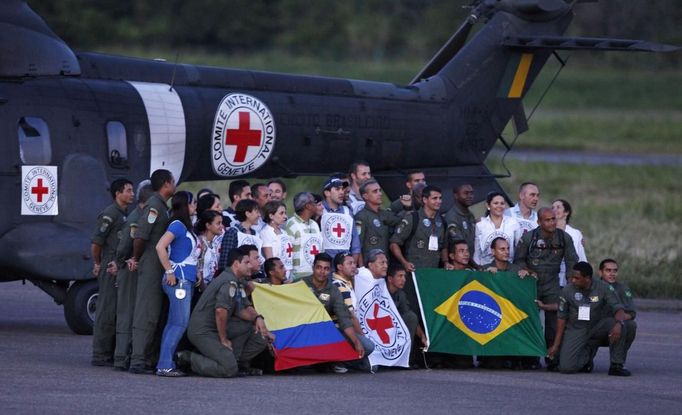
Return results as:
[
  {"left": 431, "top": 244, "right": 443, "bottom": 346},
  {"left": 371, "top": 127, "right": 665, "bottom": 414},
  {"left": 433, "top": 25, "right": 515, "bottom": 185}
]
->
[
  {"left": 599, "top": 258, "right": 637, "bottom": 357},
  {"left": 178, "top": 247, "right": 274, "bottom": 377},
  {"left": 390, "top": 185, "right": 449, "bottom": 315},
  {"left": 112, "top": 180, "right": 153, "bottom": 371},
  {"left": 444, "top": 183, "right": 476, "bottom": 256},
  {"left": 354, "top": 179, "right": 402, "bottom": 266},
  {"left": 128, "top": 169, "right": 176, "bottom": 374},
  {"left": 90, "top": 178, "right": 134, "bottom": 367},
  {"left": 547, "top": 262, "right": 634, "bottom": 376},
  {"left": 514, "top": 206, "right": 578, "bottom": 369}
]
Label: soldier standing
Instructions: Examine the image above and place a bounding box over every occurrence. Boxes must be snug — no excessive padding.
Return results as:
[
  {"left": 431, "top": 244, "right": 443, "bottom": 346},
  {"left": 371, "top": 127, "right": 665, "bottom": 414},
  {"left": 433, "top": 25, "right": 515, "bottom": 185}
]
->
[
  {"left": 128, "top": 169, "right": 176, "bottom": 374},
  {"left": 390, "top": 185, "right": 449, "bottom": 314},
  {"left": 112, "top": 180, "right": 153, "bottom": 371},
  {"left": 91, "top": 178, "right": 134, "bottom": 366},
  {"left": 354, "top": 179, "right": 401, "bottom": 267},
  {"left": 514, "top": 207, "right": 578, "bottom": 369},
  {"left": 445, "top": 183, "right": 476, "bottom": 255}
]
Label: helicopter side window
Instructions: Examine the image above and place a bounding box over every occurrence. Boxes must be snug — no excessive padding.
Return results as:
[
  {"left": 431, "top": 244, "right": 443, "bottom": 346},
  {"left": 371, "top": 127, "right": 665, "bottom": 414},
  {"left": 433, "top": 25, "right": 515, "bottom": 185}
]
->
[
  {"left": 106, "top": 121, "right": 128, "bottom": 168},
  {"left": 17, "top": 116, "right": 52, "bottom": 165}
]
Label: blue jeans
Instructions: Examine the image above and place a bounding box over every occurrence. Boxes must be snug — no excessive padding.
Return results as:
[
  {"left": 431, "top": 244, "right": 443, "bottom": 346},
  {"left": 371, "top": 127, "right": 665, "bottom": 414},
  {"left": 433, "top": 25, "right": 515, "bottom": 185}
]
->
[{"left": 157, "top": 279, "right": 193, "bottom": 370}]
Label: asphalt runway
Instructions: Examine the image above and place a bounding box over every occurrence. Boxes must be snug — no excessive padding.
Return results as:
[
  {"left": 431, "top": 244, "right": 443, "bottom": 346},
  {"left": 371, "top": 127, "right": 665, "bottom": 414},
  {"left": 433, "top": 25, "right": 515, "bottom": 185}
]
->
[{"left": 1, "top": 280, "right": 681, "bottom": 415}]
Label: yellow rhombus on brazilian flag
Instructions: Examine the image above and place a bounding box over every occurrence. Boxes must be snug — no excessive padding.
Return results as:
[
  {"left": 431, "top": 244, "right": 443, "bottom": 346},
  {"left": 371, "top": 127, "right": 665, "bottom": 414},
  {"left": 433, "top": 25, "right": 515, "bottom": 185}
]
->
[{"left": 414, "top": 269, "right": 546, "bottom": 356}]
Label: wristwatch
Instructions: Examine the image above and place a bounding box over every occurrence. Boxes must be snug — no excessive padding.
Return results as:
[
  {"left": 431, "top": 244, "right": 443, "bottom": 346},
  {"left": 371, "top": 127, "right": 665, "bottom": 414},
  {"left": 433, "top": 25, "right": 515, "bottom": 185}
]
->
[{"left": 165, "top": 269, "right": 174, "bottom": 275}]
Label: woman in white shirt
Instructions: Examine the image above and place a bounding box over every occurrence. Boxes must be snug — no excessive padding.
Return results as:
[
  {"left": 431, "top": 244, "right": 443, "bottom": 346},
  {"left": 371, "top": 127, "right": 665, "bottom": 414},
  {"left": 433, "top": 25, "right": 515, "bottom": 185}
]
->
[
  {"left": 552, "top": 198, "right": 587, "bottom": 286},
  {"left": 474, "top": 191, "right": 522, "bottom": 266},
  {"left": 260, "top": 200, "right": 293, "bottom": 279}
]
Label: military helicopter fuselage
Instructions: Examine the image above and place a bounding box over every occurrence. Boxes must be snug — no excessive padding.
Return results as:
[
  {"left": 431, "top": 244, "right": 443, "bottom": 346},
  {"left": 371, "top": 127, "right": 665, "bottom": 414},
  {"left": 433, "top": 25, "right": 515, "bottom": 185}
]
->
[{"left": 0, "top": 0, "right": 677, "bottom": 333}]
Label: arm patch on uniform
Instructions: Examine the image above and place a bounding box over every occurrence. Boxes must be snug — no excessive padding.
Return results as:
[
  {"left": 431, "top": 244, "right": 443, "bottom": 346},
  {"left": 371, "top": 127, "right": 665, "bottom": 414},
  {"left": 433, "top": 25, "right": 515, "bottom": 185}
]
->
[
  {"left": 147, "top": 208, "right": 158, "bottom": 224},
  {"left": 99, "top": 216, "right": 113, "bottom": 233}
]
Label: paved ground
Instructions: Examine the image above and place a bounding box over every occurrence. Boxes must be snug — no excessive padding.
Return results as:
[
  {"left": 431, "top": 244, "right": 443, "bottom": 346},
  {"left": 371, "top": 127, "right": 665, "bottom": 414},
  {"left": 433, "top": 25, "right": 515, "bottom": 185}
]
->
[{"left": 1, "top": 280, "right": 681, "bottom": 415}]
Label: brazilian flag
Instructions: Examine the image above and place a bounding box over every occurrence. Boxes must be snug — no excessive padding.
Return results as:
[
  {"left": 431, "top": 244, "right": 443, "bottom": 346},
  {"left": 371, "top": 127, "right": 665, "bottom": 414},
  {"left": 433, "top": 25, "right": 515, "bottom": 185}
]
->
[{"left": 414, "top": 269, "right": 545, "bottom": 356}]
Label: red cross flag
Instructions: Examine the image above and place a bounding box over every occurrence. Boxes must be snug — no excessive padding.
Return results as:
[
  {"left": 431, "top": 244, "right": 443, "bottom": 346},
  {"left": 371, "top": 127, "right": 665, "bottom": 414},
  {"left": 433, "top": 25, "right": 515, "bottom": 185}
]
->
[
  {"left": 22, "top": 166, "right": 59, "bottom": 216},
  {"left": 211, "top": 93, "right": 276, "bottom": 178},
  {"left": 354, "top": 268, "right": 412, "bottom": 368}
]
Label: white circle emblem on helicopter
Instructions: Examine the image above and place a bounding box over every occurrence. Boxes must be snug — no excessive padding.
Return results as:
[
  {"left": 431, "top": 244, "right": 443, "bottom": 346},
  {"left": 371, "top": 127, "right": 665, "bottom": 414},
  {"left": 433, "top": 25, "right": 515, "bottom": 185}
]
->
[{"left": 211, "top": 93, "right": 276, "bottom": 177}]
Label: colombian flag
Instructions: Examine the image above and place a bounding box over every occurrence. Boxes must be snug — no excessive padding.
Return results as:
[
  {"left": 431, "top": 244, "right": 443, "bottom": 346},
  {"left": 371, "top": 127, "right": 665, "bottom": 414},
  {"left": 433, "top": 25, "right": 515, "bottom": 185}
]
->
[
  {"left": 252, "top": 281, "right": 359, "bottom": 371},
  {"left": 414, "top": 270, "right": 545, "bottom": 356}
]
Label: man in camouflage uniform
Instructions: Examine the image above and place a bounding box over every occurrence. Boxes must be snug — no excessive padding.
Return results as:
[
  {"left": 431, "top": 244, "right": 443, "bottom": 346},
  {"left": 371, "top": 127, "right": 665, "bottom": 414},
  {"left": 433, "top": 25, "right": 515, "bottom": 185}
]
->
[
  {"left": 444, "top": 183, "right": 476, "bottom": 255},
  {"left": 354, "top": 179, "right": 401, "bottom": 266}
]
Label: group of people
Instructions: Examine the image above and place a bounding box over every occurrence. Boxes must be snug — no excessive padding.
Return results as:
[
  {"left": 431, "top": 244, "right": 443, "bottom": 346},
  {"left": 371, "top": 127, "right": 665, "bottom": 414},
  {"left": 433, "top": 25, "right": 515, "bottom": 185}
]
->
[{"left": 89, "top": 161, "right": 636, "bottom": 378}]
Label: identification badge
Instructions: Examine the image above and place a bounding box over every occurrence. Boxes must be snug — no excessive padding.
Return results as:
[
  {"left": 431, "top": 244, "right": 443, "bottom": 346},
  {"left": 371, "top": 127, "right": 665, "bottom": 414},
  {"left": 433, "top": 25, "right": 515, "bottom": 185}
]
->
[
  {"left": 578, "top": 305, "right": 590, "bottom": 321},
  {"left": 175, "top": 281, "right": 186, "bottom": 300},
  {"left": 428, "top": 235, "right": 438, "bottom": 251}
]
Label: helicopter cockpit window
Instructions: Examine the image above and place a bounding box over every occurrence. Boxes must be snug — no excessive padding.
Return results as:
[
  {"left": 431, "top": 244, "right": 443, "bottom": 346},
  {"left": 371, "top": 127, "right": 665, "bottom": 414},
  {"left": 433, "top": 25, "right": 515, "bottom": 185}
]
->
[
  {"left": 17, "top": 116, "right": 52, "bottom": 165},
  {"left": 106, "top": 121, "right": 128, "bottom": 168}
]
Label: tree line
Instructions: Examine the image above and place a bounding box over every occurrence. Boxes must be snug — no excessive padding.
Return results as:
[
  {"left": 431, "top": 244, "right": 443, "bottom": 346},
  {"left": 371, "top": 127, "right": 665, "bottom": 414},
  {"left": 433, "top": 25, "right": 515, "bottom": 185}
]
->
[{"left": 30, "top": 0, "right": 680, "bottom": 65}]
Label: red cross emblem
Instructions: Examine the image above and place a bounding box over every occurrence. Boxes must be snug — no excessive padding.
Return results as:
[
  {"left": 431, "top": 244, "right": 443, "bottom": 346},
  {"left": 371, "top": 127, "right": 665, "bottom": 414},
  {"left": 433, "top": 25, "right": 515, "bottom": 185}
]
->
[
  {"left": 309, "top": 245, "right": 320, "bottom": 256},
  {"left": 31, "top": 178, "right": 49, "bottom": 203},
  {"left": 226, "top": 112, "right": 261, "bottom": 163},
  {"left": 286, "top": 243, "right": 293, "bottom": 258},
  {"left": 367, "top": 303, "right": 394, "bottom": 344},
  {"left": 332, "top": 223, "right": 346, "bottom": 238}
]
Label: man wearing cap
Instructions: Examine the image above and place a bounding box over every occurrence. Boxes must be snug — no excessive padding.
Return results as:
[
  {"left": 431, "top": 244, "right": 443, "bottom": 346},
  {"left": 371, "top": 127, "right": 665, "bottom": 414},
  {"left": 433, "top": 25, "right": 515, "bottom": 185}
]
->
[
  {"left": 321, "top": 176, "right": 361, "bottom": 262},
  {"left": 284, "top": 192, "right": 323, "bottom": 281},
  {"left": 354, "top": 179, "right": 401, "bottom": 266}
]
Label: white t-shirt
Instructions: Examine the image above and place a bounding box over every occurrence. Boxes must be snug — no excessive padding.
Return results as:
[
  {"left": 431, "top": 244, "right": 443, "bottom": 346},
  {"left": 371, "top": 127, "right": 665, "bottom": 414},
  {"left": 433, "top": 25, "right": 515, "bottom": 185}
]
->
[
  {"left": 473, "top": 215, "right": 522, "bottom": 266},
  {"left": 559, "top": 224, "right": 588, "bottom": 286}
]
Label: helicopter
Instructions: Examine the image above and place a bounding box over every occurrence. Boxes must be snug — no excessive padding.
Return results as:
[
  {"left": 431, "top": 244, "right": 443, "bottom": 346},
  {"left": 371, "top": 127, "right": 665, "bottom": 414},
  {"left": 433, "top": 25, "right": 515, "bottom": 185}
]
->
[{"left": 0, "top": 0, "right": 678, "bottom": 334}]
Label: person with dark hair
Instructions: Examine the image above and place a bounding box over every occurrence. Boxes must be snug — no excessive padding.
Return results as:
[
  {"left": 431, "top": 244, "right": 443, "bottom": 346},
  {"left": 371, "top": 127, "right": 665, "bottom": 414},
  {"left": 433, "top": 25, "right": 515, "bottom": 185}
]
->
[
  {"left": 515, "top": 206, "right": 579, "bottom": 371},
  {"left": 267, "top": 179, "right": 287, "bottom": 202},
  {"left": 598, "top": 258, "right": 637, "bottom": 361},
  {"left": 251, "top": 183, "right": 270, "bottom": 233},
  {"left": 482, "top": 237, "right": 528, "bottom": 277},
  {"left": 195, "top": 210, "right": 224, "bottom": 287},
  {"left": 178, "top": 248, "right": 274, "bottom": 378},
  {"left": 196, "top": 193, "right": 222, "bottom": 217},
  {"left": 113, "top": 179, "right": 153, "bottom": 371},
  {"left": 347, "top": 160, "right": 371, "bottom": 214},
  {"left": 552, "top": 198, "right": 588, "bottom": 287},
  {"left": 390, "top": 185, "right": 448, "bottom": 315},
  {"left": 284, "top": 192, "right": 323, "bottom": 281},
  {"left": 445, "top": 184, "right": 476, "bottom": 256},
  {"left": 311, "top": 193, "right": 324, "bottom": 225},
  {"left": 389, "top": 170, "right": 426, "bottom": 214},
  {"left": 386, "top": 263, "right": 427, "bottom": 357},
  {"left": 260, "top": 201, "right": 293, "bottom": 280},
  {"left": 448, "top": 239, "right": 476, "bottom": 271},
  {"left": 90, "top": 177, "right": 134, "bottom": 367},
  {"left": 128, "top": 169, "right": 176, "bottom": 374},
  {"left": 505, "top": 182, "right": 540, "bottom": 234},
  {"left": 218, "top": 199, "right": 262, "bottom": 272},
  {"left": 473, "top": 191, "right": 521, "bottom": 266},
  {"left": 196, "top": 188, "right": 214, "bottom": 200},
  {"left": 302, "top": 253, "right": 368, "bottom": 372},
  {"left": 547, "top": 261, "right": 634, "bottom": 376},
  {"left": 154, "top": 191, "right": 200, "bottom": 377},
  {"left": 321, "top": 176, "right": 360, "bottom": 262},
  {"left": 261, "top": 257, "right": 287, "bottom": 285},
  {"left": 224, "top": 179, "right": 251, "bottom": 228},
  {"left": 354, "top": 179, "right": 401, "bottom": 266}
]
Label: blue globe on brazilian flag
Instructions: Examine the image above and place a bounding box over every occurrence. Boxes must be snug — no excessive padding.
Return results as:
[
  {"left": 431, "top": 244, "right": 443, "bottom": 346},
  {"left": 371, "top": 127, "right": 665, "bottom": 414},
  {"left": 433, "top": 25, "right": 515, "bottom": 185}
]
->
[{"left": 414, "top": 270, "right": 546, "bottom": 356}]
